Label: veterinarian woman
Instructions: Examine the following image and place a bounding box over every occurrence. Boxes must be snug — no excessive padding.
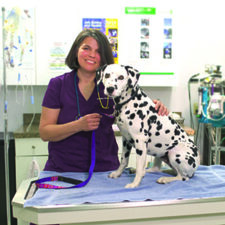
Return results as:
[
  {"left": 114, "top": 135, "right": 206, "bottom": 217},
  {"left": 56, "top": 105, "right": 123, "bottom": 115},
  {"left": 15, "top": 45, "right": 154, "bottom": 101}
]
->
[{"left": 34, "top": 29, "right": 169, "bottom": 225}]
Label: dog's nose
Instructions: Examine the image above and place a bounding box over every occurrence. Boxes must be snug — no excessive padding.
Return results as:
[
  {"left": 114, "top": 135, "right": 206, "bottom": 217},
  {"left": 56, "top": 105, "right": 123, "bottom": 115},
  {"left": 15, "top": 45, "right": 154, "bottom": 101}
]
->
[{"left": 106, "top": 87, "right": 114, "bottom": 94}]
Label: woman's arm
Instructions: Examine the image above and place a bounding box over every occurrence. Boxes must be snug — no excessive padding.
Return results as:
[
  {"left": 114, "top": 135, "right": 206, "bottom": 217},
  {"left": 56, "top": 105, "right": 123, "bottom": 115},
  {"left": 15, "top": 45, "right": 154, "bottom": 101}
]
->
[{"left": 39, "top": 106, "right": 102, "bottom": 142}]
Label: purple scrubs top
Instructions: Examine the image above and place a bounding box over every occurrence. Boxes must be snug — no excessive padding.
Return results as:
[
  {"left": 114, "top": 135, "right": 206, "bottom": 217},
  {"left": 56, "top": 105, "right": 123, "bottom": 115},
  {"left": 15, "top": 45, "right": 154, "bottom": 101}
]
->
[{"left": 42, "top": 70, "right": 119, "bottom": 172}]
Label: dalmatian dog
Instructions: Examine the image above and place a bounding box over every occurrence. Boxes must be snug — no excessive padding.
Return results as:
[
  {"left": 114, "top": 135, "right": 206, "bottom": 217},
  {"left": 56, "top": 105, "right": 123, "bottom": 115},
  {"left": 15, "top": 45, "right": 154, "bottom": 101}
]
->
[{"left": 96, "top": 64, "right": 200, "bottom": 188}]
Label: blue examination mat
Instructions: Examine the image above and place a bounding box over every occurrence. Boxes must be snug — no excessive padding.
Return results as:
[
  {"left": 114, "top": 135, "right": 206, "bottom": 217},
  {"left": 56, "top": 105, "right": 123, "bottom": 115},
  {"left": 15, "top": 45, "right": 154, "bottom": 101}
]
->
[{"left": 24, "top": 165, "right": 225, "bottom": 207}]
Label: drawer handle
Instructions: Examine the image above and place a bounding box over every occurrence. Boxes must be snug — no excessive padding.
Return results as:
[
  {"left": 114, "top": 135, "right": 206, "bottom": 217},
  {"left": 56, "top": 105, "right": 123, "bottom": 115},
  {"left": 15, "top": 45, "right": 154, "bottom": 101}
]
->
[{"left": 32, "top": 145, "right": 36, "bottom": 149}]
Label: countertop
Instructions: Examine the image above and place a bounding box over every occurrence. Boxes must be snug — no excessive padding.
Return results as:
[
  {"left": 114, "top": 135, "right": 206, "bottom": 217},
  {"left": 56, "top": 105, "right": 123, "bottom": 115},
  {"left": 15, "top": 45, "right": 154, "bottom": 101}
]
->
[
  {"left": 14, "top": 114, "right": 41, "bottom": 138},
  {"left": 13, "top": 113, "right": 121, "bottom": 138}
]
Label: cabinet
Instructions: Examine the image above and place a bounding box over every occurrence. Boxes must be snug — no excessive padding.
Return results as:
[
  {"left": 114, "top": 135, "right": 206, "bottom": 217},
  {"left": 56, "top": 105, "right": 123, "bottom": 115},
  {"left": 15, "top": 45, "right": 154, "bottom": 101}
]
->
[{"left": 15, "top": 138, "right": 48, "bottom": 189}]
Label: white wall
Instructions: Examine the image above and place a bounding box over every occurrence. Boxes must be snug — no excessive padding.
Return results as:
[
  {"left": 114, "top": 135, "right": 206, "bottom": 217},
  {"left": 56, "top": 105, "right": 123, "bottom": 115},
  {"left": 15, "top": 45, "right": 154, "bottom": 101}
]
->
[{"left": 1, "top": 0, "right": 225, "bottom": 131}]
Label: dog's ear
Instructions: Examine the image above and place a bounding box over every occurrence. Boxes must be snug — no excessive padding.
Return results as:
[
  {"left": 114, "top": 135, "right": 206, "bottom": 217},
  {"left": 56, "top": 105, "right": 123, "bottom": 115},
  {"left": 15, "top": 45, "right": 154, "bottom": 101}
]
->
[
  {"left": 96, "top": 64, "right": 107, "bottom": 85},
  {"left": 124, "top": 65, "right": 140, "bottom": 89}
]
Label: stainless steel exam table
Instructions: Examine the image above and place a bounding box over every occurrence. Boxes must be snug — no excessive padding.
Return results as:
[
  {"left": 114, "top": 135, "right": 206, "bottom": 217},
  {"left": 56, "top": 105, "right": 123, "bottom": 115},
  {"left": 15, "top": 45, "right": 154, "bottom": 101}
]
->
[{"left": 12, "top": 178, "right": 225, "bottom": 225}]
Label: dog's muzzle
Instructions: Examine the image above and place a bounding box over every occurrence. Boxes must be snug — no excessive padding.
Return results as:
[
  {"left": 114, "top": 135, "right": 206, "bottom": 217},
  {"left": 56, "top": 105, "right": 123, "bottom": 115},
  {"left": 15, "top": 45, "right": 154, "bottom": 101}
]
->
[{"left": 106, "top": 87, "right": 114, "bottom": 95}]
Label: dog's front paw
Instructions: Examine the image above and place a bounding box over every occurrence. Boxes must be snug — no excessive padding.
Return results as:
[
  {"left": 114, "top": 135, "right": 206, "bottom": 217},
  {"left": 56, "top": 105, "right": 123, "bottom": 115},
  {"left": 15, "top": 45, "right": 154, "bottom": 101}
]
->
[
  {"left": 125, "top": 182, "right": 139, "bottom": 188},
  {"left": 108, "top": 171, "right": 121, "bottom": 179},
  {"left": 157, "top": 175, "right": 184, "bottom": 184}
]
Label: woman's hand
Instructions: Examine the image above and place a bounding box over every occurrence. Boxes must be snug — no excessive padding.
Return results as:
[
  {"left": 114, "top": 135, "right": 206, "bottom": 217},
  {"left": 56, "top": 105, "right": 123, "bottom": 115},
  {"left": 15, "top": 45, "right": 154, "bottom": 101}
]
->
[
  {"left": 78, "top": 113, "right": 102, "bottom": 131},
  {"left": 153, "top": 100, "right": 169, "bottom": 116}
]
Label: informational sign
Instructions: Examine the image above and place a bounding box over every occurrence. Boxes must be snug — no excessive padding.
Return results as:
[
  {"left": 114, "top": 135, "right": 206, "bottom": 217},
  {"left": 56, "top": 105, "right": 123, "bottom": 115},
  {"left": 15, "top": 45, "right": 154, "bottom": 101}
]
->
[
  {"left": 121, "top": 6, "right": 176, "bottom": 86},
  {"left": 82, "top": 18, "right": 118, "bottom": 63},
  {"left": 1, "top": 7, "right": 35, "bottom": 85},
  {"left": 49, "top": 42, "right": 67, "bottom": 71}
]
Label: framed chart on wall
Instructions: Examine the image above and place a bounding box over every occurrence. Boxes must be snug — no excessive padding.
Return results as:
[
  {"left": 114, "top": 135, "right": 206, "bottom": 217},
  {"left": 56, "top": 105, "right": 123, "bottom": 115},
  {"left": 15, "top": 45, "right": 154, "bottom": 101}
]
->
[
  {"left": 1, "top": 7, "right": 35, "bottom": 85},
  {"left": 119, "top": 6, "right": 177, "bottom": 86}
]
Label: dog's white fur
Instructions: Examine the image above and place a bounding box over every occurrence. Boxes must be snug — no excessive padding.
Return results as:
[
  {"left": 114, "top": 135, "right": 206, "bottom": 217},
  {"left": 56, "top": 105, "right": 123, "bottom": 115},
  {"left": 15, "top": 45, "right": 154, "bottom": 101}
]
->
[{"left": 97, "top": 64, "right": 200, "bottom": 188}]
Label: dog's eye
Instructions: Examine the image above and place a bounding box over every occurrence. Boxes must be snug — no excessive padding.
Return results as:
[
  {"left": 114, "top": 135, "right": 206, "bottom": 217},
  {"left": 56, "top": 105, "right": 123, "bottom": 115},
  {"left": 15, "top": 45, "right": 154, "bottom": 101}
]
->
[
  {"left": 118, "top": 75, "right": 124, "bottom": 80},
  {"left": 105, "top": 73, "right": 110, "bottom": 79}
]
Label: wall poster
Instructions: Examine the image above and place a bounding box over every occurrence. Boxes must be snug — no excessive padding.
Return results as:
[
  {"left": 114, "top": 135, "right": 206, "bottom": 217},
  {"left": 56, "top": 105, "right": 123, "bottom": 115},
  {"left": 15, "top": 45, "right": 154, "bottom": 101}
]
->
[
  {"left": 1, "top": 7, "right": 35, "bottom": 85},
  {"left": 121, "top": 6, "right": 176, "bottom": 86},
  {"left": 82, "top": 18, "right": 118, "bottom": 63}
]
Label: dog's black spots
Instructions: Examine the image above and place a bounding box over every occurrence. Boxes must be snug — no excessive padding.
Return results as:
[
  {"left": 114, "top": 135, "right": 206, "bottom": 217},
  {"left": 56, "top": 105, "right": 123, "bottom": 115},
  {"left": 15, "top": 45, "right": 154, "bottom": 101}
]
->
[
  {"left": 167, "top": 145, "right": 174, "bottom": 150},
  {"left": 165, "top": 129, "right": 170, "bottom": 134},
  {"left": 182, "top": 135, "right": 185, "bottom": 139},
  {"left": 136, "top": 73, "right": 140, "bottom": 81},
  {"left": 140, "top": 121, "right": 144, "bottom": 132},
  {"left": 125, "top": 110, "right": 130, "bottom": 115},
  {"left": 171, "top": 136, "right": 175, "bottom": 140},
  {"left": 190, "top": 146, "right": 198, "bottom": 157},
  {"left": 188, "top": 138, "right": 194, "bottom": 144},
  {"left": 128, "top": 78, "right": 133, "bottom": 88},
  {"left": 129, "top": 70, "right": 135, "bottom": 77},
  {"left": 155, "top": 132, "right": 160, "bottom": 136},
  {"left": 182, "top": 178, "right": 186, "bottom": 181},
  {"left": 125, "top": 151, "right": 131, "bottom": 158},
  {"left": 149, "top": 105, "right": 157, "bottom": 113},
  {"left": 129, "top": 138, "right": 135, "bottom": 145},
  {"left": 129, "top": 113, "right": 135, "bottom": 120},
  {"left": 139, "top": 101, "right": 148, "bottom": 107},
  {"left": 166, "top": 141, "right": 178, "bottom": 150},
  {"left": 114, "top": 96, "right": 121, "bottom": 104},
  {"left": 187, "top": 156, "right": 195, "bottom": 166},
  {"left": 176, "top": 158, "right": 181, "bottom": 164},
  {"left": 149, "top": 115, "right": 157, "bottom": 124},
  {"left": 129, "top": 121, "right": 133, "bottom": 126},
  {"left": 123, "top": 140, "right": 132, "bottom": 151},
  {"left": 137, "top": 110, "right": 145, "bottom": 120},
  {"left": 155, "top": 143, "right": 162, "bottom": 148},
  {"left": 176, "top": 154, "right": 181, "bottom": 157},
  {"left": 136, "top": 94, "right": 142, "bottom": 101},
  {"left": 168, "top": 116, "right": 176, "bottom": 125},
  {"left": 163, "top": 151, "right": 169, "bottom": 157},
  {"left": 174, "top": 128, "right": 180, "bottom": 136},
  {"left": 156, "top": 121, "right": 163, "bottom": 131},
  {"left": 136, "top": 139, "right": 139, "bottom": 143},
  {"left": 141, "top": 90, "right": 147, "bottom": 97},
  {"left": 136, "top": 149, "right": 143, "bottom": 156},
  {"left": 133, "top": 103, "right": 138, "bottom": 108}
]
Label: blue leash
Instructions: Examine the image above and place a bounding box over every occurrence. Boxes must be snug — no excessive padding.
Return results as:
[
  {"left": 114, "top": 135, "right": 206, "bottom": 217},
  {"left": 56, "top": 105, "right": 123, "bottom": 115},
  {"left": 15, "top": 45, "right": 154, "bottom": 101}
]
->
[{"left": 35, "top": 72, "right": 96, "bottom": 189}]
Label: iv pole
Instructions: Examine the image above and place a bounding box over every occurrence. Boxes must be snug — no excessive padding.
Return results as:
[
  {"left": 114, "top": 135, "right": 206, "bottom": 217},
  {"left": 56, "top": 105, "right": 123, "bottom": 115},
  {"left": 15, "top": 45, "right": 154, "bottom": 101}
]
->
[{"left": 2, "top": 7, "right": 11, "bottom": 225}]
